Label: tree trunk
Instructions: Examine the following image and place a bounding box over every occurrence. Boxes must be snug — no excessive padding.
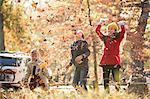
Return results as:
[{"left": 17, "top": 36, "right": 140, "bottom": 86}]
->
[
  {"left": 87, "top": 0, "right": 99, "bottom": 91},
  {"left": 0, "top": 0, "right": 4, "bottom": 51},
  {"left": 0, "top": 12, "right": 5, "bottom": 51},
  {"left": 127, "top": 0, "right": 149, "bottom": 96}
]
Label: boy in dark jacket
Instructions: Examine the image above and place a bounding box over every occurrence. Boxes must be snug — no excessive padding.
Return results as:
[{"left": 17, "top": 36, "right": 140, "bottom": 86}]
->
[{"left": 66, "top": 30, "right": 90, "bottom": 91}]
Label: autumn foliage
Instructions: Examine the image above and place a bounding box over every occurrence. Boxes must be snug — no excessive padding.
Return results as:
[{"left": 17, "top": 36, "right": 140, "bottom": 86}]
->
[{"left": 1, "top": 0, "right": 150, "bottom": 84}]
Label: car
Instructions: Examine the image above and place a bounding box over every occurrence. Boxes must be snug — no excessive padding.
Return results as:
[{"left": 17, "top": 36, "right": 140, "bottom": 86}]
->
[{"left": 0, "top": 51, "right": 31, "bottom": 89}]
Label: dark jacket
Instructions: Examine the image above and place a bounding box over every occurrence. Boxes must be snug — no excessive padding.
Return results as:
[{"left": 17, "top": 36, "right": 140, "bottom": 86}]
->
[{"left": 70, "top": 40, "right": 90, "bottom": 67}]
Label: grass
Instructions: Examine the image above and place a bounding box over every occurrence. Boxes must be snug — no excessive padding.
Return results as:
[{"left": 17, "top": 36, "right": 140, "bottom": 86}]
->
[{"left": 0, "top": 87, "right": 149, "bottom": 99}]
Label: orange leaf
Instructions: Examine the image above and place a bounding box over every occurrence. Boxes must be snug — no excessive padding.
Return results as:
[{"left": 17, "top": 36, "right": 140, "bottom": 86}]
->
[
  {"left": 31, "top": 2, "right": 38, "bottom": 9},
  {"left": 37, "top": 8, "right": 45, "bottom": 12}
]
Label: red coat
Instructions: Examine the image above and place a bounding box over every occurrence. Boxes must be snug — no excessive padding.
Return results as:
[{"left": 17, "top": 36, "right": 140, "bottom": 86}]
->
[{"left": 95, "top": 24, "right": 125, "bottom": 66}]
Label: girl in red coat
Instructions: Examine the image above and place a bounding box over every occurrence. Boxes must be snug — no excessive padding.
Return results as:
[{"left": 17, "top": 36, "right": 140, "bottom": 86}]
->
[{"left": 95, "top": 19, "right": 126, "bottom": 93}]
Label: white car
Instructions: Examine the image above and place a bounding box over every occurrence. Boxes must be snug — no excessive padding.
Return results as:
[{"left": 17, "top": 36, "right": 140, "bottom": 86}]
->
[{"left": 0, "top": 51, "right": 31, "bottom": 88}]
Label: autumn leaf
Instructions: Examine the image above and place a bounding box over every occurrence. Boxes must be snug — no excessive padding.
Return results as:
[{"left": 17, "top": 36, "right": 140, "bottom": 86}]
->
[{"left": 31, "top": 2, "right": 38, "bottom": 9}]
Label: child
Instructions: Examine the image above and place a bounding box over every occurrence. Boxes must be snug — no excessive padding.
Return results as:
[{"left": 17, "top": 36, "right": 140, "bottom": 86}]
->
[
  {"left": 95, "top": 19, "right": 126, "bottom": 93},
  {"left": 24, "top": 49, "right": 51, "bottom": 90},
  {"left": 66, "top": 30, "right": 90, "bottom": 91}
]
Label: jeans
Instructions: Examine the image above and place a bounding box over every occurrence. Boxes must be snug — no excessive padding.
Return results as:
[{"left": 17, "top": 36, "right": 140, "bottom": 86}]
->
[
  {"left": 73, "top": 66, "right": 88, "bottom": 90},
  {"left": 102, "top": 65, "right": 120, "bottom": 93}
]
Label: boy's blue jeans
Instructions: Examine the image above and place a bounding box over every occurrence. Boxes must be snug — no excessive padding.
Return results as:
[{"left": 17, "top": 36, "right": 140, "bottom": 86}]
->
[{"left": 73, "top": 66, "right": 88, "bottom": 90}]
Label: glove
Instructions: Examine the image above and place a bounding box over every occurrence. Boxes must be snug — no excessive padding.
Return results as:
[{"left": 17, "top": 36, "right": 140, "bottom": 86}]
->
[
  {"left": 117, "top": 21, "right": 126, "bottom": 26},
  {"left": 99, "top": 18, "right": 108, "bottom": 24},
  {"left": 66, "top": 63, "right": 72, "bottom": 70}
]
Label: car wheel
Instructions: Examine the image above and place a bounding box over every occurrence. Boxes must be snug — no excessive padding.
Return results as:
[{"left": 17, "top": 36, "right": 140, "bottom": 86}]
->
[{"left": 3, "top": 69, "right": 15, "bottom": 82}]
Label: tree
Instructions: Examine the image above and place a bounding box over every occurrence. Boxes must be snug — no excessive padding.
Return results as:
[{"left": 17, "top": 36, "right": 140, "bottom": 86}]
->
[
  {"left": 1, "top": 0, "right": 30, "bottom": 51},
  {"left": 87, "top": 0, "right": 99, "bottom": 91},
  {"left": 0, "top": 0, "right": 4, "bottom": 51},
  {"left": 127, "top": 0, "right": 149, "bottom": 96}
]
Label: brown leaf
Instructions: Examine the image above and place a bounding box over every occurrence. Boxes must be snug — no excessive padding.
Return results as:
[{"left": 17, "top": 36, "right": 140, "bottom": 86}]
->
[{"left": 31, "top": 2, "right": 38, "bottom": 9}]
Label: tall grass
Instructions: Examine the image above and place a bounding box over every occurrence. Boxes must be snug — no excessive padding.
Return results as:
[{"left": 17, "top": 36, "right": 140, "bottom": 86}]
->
[{"left": 0, "top": 88, "right": 149, "bottom": 99}]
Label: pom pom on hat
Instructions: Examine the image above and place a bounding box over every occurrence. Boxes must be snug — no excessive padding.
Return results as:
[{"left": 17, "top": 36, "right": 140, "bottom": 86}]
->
[
  {"left": 75, "top": 30, "right": 84, "bottom": 39},
  {"left": 76, "top": 30, "right": 83, "bottom": 34}
]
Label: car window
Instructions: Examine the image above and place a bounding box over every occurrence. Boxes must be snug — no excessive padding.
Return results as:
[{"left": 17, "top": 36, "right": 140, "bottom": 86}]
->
[{"left": 0, "top": 57, "right": 17, "bottom": 66}]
